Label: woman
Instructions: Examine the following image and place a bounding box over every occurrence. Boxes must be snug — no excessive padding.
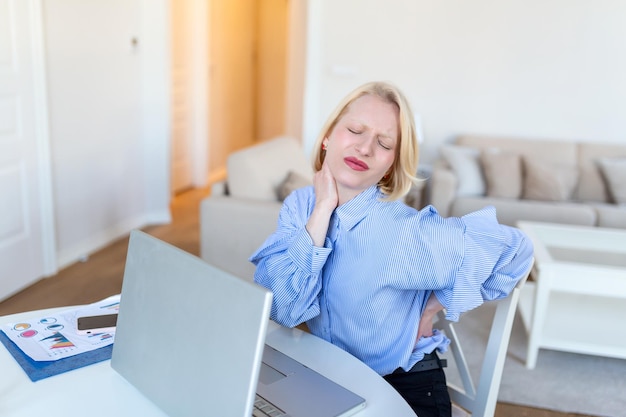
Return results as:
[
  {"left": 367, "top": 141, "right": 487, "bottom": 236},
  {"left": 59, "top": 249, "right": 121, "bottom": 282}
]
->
[{"left": 250, "top": 81, "right": 533, "bottom": 417}]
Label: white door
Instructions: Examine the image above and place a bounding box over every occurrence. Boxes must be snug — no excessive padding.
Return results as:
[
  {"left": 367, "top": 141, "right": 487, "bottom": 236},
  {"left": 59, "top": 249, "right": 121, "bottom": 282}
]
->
[
  {"left": 256, "top": 0, "right": 288, "bottom": 142},
  {"left": 170, "top": 0, "right": 210, "bottom": 194},
  {"left": 0, "top": 0, "right": 54, "bottom": 301},
  {"left": 170, "top": 0, "right": 194, "bottom": 194}
]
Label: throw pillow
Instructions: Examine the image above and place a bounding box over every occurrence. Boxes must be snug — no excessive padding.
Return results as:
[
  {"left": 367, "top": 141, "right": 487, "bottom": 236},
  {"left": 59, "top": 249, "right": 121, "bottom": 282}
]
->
[
  {"left": 440, "top": 145, "right": 485, "bottom": 196},
  {"left": 597, "top": 158, "right": 626, "bottom": 205},
  {"left": 522, "top": 158, "right": 579, "bottom": 201},
  {"left": 480, "top": 151, "right": 523, "bottom": 199},
  {"left": 277, "top": 170, "right": 312, "bottom": 201}
]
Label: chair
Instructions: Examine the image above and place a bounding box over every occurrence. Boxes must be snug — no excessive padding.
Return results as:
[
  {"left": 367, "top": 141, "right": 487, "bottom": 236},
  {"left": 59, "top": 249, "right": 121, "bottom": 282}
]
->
[{"left": 437, "top": 260, "right": 533, "bottom": 417}]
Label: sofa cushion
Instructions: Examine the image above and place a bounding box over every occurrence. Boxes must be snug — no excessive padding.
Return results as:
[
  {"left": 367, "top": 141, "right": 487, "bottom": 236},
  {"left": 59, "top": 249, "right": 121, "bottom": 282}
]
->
[
  {"left": 227, "top": 136, "right": 313, "bottom": 202},
  {"left": 592, "top": 203, "right": 626, "bottom": 229},
  {"left": 277, "top": 170, "right": 312, "bottom": 201},
  {"left": 576, "top": 143, "right": 626, "bottom": 202},
  {"left": 451, "top": 197, "right": 597, "bottom": 227},
  {"left": 457, "top": 135, "right": 578, "bottom": 168},
  {"left": 440, "top": 145, "right": 485, "bottom": 196},
  {"left": 480, "top": 151, "right": 522, "bottom": 199},
  {"left": 522, "top": 157, "right": 579, "bottom": 201},
  {"left": 597, "top": 158, "right": 626, "bottom": 205},
  {"left": 457, "top": 135, "right": 579, "bottom": 195}
]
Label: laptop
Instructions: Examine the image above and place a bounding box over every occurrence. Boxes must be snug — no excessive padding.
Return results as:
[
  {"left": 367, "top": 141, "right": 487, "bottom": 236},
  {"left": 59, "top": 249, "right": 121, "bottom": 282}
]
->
[{"left": 111, "top": 230, "right": 366, "bottom": 417}]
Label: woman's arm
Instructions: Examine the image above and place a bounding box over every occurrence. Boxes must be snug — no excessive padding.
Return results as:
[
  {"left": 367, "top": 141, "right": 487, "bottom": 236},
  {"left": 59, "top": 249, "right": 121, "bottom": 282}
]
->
[
  {"left": 250, "top": 165, "right": 339, "bottom": 328},
  {"left": 306, "top": 162, "right": 338, "bottom": 246},
  {"left": 252, "top": 226, "right": 327, "bottom": 327},
  {"left": 432, "top": 206, "right": 534, "bottom": 321}
]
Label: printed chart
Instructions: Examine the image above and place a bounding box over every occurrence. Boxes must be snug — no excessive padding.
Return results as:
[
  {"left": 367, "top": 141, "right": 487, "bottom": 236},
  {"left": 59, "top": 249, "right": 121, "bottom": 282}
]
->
[{"left": 1, "top": 295, "right": 120, "bottom": 362}]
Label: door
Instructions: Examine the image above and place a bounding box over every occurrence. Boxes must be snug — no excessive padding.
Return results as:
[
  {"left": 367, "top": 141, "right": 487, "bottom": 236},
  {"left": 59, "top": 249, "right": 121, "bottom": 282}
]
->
[
  {"left": 170, "top": 0, "right": 194, "bottom": 193},
  {"left": 208, "top": 0, "right": 256, "bottom": 178},
  {"left": 0, "top": 0, "right": 54, "bottom": 300},
  {"left": 255, "top": 0, "right": 288, "bottom": 142},
  {"left": 170, "top": 0, "right": 210, "bottom": 193}
]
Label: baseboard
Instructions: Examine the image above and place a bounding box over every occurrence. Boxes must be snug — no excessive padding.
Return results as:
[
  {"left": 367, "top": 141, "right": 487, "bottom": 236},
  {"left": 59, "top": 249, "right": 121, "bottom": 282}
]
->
[{"left": 54, "top": 210, "right": 171, "bottom": 271}]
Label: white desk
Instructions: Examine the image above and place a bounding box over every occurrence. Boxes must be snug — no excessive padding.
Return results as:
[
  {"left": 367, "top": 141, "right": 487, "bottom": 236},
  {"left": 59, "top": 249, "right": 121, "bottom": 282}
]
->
[{"left": 1, "top": 307, "right": 415, "bottom": 417}]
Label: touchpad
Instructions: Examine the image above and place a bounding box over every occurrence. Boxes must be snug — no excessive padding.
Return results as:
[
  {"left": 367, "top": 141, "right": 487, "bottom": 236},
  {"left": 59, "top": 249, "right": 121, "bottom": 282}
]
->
[{"left": 259, "top": 362, "right": 287, "bottom": 385}]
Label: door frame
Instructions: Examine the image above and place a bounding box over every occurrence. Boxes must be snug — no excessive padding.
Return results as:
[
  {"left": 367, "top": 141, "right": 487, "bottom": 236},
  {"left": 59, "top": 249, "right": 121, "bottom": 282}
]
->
[
  {"left": 28, "top": 0, "right": 57, "bottom": 277},
  {"left": 188, "top": 0, "right": 209, "bottom": 187}
]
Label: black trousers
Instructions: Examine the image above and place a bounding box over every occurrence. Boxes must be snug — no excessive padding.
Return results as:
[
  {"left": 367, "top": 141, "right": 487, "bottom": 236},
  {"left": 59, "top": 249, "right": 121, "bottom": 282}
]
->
[{"left": 383, "top": 365, "right": 451, "bottom": 417}]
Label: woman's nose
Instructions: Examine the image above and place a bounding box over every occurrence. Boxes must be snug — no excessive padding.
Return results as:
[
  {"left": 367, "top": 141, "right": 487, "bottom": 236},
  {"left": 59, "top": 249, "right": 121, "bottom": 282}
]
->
[{"left": 355, "top": 136, "right": 374, "bottom": 156}]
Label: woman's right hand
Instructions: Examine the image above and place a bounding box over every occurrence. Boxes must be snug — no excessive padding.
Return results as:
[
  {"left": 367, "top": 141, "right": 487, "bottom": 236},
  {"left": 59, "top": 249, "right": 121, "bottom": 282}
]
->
[
  {"left": 306, "top": 162, "right": 338, "bottom": 246},
  {"left": 313, "top": 161, "right": 339, "bottom": 212}
]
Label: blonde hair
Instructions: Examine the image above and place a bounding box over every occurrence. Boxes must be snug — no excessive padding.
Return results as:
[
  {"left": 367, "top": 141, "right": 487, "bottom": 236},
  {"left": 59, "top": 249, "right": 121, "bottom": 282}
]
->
[{"left": 312, "top": 81, "right": 420, "bottom": 201}]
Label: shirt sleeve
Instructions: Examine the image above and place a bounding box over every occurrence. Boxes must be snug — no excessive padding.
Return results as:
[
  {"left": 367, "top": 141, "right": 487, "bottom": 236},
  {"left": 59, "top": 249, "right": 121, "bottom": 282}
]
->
[
  {"left": 433, "top": 206, "right": 534, "bottom": 321},
  {"left": 249, "top": 188, "right": 330, "bottom": 327}
]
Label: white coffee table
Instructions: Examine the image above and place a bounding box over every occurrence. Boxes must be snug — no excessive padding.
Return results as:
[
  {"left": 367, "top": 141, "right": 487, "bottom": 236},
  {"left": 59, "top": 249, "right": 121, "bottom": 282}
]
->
[{"left": 516, "top": 221, "right": 626, "bottom": 369}]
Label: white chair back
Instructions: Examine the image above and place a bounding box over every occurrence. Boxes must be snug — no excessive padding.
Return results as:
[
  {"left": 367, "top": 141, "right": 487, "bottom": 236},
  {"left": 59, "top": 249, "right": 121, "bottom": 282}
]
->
[{"left": 438, "top": 260, "right": 534, "bottom": 417}]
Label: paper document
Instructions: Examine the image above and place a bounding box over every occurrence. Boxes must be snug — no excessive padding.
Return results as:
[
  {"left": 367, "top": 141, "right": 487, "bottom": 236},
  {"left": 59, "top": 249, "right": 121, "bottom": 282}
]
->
[{"left": 1, "top": 295, "right": 120, "bottom": 362}]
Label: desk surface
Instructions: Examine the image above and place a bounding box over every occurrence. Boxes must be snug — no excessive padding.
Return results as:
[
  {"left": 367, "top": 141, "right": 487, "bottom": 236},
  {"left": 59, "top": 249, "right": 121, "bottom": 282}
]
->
[{"left": 1, "top": 307, "right": 415, "bottom": 417}]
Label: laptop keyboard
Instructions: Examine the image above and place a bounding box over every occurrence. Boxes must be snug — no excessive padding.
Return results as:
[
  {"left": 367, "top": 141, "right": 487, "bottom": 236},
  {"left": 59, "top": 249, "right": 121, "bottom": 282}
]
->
[{"left": 253, "top": 394, "right": 287, "bottom": 417}]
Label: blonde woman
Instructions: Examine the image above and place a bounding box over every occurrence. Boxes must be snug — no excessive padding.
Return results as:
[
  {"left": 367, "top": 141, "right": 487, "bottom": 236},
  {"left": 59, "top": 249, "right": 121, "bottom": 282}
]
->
[{"left": 250, "top": 81, "right": 533, "bottom": 417}]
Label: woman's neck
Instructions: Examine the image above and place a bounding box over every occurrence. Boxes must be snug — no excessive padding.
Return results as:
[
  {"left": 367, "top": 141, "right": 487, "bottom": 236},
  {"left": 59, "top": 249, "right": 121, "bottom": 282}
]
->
[{"left": 336, "top": 184, "right": 375, "bottom": 206}]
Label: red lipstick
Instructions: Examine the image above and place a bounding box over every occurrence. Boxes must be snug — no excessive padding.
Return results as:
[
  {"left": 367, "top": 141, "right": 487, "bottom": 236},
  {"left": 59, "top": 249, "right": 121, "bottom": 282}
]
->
[{"left": 344, "top": 156, "right": 368, "bottom": 171}]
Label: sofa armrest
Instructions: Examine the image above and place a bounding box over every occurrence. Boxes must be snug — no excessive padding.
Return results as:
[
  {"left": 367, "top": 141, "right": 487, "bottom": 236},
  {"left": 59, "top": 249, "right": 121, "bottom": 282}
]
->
[
  {"left": 211, "top": 180, "right": 228, "bottom": 196},
  {"left": 429, "top": 160, "right": 458, "bottom": 217},
  {"left": 200, "top": 195, "right": 282, "bottom": 282}
]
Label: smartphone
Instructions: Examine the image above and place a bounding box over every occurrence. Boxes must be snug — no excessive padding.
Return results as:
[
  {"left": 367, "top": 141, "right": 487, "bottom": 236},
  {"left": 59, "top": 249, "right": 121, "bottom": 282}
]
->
[{"left": 76, "top": 313, "right": 118, "bottom": 335}]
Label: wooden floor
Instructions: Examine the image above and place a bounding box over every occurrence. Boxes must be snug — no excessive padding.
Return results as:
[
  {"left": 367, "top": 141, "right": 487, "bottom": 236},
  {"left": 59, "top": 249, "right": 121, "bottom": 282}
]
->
[{"left": 0, "top": 187, "right": 593, "bottom": 417}]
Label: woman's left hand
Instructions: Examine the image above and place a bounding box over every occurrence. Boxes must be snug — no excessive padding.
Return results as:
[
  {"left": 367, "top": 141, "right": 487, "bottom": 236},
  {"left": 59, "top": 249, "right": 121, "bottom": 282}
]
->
[{"left": 416, "top": 293, "right": 444, "bottom": 341}]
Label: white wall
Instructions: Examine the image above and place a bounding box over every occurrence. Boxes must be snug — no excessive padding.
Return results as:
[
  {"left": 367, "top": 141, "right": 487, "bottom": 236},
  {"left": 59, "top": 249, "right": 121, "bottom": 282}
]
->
[
  {"left": 302, "top": 0, "right": 626, "bottom": 165},
  {"left": 36, "top": 0, "right": 626, "bottom": 270},
  {"left": 43, "top": 0, "right": 170, "bottom": 267}
]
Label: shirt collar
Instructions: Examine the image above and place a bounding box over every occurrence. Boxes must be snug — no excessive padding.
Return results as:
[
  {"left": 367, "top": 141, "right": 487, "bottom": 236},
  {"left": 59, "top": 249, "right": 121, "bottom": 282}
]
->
[{"left": 334, "top": 186, "right": 383, "bottom": 231}]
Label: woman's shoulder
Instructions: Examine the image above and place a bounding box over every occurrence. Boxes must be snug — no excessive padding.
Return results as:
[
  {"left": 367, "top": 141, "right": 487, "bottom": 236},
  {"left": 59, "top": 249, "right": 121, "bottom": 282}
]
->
[
  {"left": 383, "top": 202, "right": 470, "bottom": 235},
  {"left": 380, "top": 200, "right": 439, "bottom": 220},
  {"left": 287, "top": 184, "right": 314, "bottom": 199},
  {"left": 282, "top": 185, "right": 316, "bottom": 211}
]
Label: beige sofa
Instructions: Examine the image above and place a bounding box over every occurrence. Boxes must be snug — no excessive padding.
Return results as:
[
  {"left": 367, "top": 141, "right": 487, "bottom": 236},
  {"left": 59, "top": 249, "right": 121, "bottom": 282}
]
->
[
  {"left": 430, "top": 135, "right": 626, "bottom": 228},
  {"left": 200, "top": 136, "right": 313, "bottom": 281}
]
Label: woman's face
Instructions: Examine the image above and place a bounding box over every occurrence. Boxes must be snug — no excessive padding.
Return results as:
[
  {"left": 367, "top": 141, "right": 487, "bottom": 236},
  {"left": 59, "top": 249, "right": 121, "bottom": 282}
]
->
[{"left": 323, "top": 94, "right": 399, "bottom": 200}]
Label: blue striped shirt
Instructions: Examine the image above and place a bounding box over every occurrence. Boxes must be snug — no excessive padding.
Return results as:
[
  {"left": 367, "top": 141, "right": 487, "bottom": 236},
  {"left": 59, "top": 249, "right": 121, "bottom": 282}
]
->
[{"left": 250, "top": 185, "right": 534, "bottom": 376}]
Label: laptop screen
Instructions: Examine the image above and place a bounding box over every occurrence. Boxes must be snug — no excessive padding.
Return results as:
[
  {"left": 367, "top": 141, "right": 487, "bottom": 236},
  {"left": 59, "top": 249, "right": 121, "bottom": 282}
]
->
[{"left": 111, "top": 230, "right": 272, "bottom": 417}]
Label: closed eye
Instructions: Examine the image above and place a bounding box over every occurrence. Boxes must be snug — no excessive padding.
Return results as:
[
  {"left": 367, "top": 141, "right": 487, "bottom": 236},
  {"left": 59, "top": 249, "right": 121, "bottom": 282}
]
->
[
  {"left": 378, "top": 139, "right": 392, "bottom": 150},
  {"left": 348, "top": 128, "right": 362, "bottom": 135}
]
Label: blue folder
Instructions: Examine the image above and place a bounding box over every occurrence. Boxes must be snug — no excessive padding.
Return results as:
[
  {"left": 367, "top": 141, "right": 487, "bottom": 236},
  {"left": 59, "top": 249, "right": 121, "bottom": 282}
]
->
[{"left": 0, "top": 330, "right": 112, "bottom": 382}]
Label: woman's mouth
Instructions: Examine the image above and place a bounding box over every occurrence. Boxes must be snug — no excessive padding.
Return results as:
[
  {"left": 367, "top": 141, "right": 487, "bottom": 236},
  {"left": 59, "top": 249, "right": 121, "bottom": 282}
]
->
[{"left": 344, "top": 157, "right": 369, "bottom": 171}]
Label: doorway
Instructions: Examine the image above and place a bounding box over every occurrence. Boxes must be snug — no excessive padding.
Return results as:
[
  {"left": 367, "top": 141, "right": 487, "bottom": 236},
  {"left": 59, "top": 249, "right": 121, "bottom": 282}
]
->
[{"left": 169, "top": 0, "right": 292, "bottom": 194}]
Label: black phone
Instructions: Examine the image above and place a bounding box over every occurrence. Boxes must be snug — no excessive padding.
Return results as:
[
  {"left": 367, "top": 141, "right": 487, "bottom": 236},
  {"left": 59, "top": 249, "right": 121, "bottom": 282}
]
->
[{"left": 76, "top": 313, "right": 118, "bottom": 335}]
